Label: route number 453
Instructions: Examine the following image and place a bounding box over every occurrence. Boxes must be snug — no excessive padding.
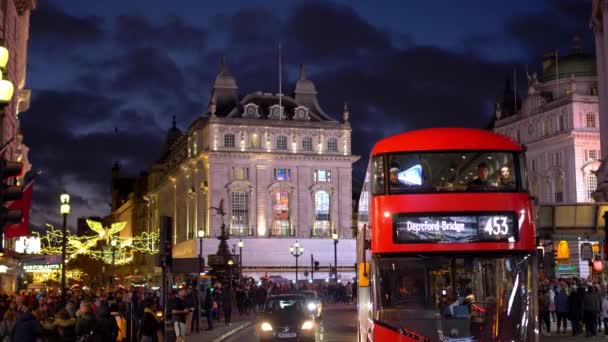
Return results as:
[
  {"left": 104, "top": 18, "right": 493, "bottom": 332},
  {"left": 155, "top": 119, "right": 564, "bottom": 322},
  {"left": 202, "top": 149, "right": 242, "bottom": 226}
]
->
[{"left": 483, "top": 216, "right": 509, "bottom": 236}]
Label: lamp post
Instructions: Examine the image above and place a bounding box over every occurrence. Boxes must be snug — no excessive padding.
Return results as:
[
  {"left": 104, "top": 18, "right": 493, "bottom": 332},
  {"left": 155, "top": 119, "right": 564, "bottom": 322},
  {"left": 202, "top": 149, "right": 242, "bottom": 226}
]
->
[
  {"left": 238, "top": 240, "right": 244, "bottom": 277},
  {"left": 332, "top": 233, "right": 339, "bottom": 283},
  {"left": 110, "top": 238, "right": 117, "bottom": 286},
  {"left": 197, "top": 229, "right": 205, "bottom": 289},
  {"left": 290, "top": 241, "right": 304, "bottom": 286},
  {"left": 60, "top": 193, "right": 70, "bottom": 303}
]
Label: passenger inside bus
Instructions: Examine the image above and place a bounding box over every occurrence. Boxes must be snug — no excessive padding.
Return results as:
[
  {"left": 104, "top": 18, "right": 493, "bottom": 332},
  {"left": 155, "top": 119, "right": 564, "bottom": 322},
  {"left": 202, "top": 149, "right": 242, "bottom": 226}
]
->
[
  {"left": 495, "top": 166, "right": 514, "bottom": 188},
  {"left": 466, "top": 163, "right": 491, "bottom": 190}
]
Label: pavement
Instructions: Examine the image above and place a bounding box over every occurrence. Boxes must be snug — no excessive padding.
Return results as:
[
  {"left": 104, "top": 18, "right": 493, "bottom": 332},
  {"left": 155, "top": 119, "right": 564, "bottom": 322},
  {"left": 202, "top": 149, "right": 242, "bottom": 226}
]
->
[
  {"left": 226, "top": 302, "right": 358, "bottom": 342},
  {"left": 539, "top": 319, "right": 608, "bottom": 342}
]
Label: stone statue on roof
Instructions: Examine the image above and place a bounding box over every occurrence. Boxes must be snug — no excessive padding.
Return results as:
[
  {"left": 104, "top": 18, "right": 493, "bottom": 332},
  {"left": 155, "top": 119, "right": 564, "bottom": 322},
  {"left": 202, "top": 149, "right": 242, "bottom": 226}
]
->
[
  {"left": 495, "top": 101, "right": 502, "bottom": 119},
  {"left": 527, "top": 72, "right": 539, "bottom": 95}
]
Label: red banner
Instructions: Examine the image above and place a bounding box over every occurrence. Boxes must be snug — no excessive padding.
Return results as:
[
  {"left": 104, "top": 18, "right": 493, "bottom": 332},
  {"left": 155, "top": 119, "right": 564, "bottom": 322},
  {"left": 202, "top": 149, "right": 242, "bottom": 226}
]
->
[{"left": 4, "top": 180, "right": 33, "bottom": 238}]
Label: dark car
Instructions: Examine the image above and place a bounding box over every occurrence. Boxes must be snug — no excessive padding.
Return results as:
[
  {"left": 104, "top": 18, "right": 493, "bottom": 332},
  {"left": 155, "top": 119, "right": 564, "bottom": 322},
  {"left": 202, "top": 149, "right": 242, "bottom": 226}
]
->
[{"left": 258, "top": 294, "right": 316, "bottom": 341}]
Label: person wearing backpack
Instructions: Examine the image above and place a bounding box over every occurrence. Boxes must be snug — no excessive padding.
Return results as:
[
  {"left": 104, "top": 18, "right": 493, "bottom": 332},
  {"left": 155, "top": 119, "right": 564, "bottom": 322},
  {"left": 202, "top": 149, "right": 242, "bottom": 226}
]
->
[
  {"left": 96, "top": 303, "right": 119, "bottom": 342},
  {"left": 75, "top": 301, "right": 98, "bottom": 342}
]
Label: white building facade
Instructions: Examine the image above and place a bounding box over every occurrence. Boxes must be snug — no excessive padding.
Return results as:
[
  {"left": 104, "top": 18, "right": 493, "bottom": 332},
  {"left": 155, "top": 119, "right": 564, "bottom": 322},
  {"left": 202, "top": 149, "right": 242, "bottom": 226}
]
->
[
  {"left": 493, "top": 35, "right": 601, "bottom": 204},
  {"left": 146, "top": 63, "right": 359, "bottom": 281},
  {"left": 591, "top": 1, "right": 608, "bottom": 200}
]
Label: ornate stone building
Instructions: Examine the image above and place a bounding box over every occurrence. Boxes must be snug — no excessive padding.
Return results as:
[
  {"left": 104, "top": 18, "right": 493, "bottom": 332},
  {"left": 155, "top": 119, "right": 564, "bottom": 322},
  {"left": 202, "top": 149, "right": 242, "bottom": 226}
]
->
[
  {"left": 591, "top": 1, "right": 608, "bottom": 201},
  {"left": 145, "top": 63, "right": 359, "bottom": 280},
  {"left": 493, "top": 35, "right": 600, "bottom": 204},
  {"left": 0, "top": 0, "right": 35, "bottom": 293}
]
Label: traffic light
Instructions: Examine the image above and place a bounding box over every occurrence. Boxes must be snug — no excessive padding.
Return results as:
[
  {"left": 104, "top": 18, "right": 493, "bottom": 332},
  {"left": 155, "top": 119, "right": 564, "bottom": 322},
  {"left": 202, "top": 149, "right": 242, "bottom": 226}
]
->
[
  {"left": 159, "top": 216, "right": 173, "bottom": 267},
  {"left": 0, "top": 159, "right": 22, "bottom": 243},
  {"left": 314, "top": 261, "right": 320, "bottom": 271}
]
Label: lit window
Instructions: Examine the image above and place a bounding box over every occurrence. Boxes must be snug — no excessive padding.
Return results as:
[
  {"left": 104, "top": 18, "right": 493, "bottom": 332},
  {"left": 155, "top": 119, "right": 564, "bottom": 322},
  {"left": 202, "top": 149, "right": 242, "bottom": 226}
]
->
[
  {"left": 314, "top": 170, "right": 331, "bottom": 182},
  {"left": 327, "top": 138, "right": 338, "bottom": 152},
  {"left": 272, "top": 191, "right": 290, "bottom": 236},
  {"left": 358, "top": 190, "right": 369, "bottom": 222},
  {"left": 250, "top": 134, "right": 260, "bottom": 148},
  {"left": 276, "top": 136, "right": 288, "bottom": 150},
  {"left": 274, "top": 168, "right": 290, "bottom": 181},
  {"left": 233, "top": 167, "right": 248, "bottom": 180},
  {"left": 587, "top": 173, "right": 597, "bottom": 202},
  {"left": 302, "top": 137, "right": 313, "bottom": 151},
  {"left": 586, "top": 113, "right": 596, "bottom": 128},
  {"left": 314, "top": 191, "right": 331, "bottom": 236},
  {"left": 230, "top": 191, "right": 249, "bottom": 236},
  {"left": 224, "top": 134, "right": 235, "bottom": 148}
]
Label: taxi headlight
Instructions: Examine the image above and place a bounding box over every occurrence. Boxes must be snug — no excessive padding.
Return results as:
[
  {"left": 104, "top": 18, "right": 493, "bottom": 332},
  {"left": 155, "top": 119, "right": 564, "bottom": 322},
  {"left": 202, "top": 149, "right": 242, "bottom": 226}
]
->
[
  {"left": 301, "top": 320, "right": 314, "bottom": 330},
  {"left": 307, "top": 302, "right": 317, "bottom": 311},
  {"left": 261, "top": 322, "right": 273, "bottom": 332}
]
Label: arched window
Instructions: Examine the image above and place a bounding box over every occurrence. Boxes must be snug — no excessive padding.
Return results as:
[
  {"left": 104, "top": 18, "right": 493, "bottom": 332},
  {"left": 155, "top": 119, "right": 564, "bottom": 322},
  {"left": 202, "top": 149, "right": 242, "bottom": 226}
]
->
[
  {"left": 276, "top": 136, "right": 288, "bottom": 150},
  {"left": 230, "top": 191, "right": 250, "bottom": 236},
  {"left": 314, "top": 191, "right": 331, "bottom": 236},
  {"left": 272, "top": 191, "right": 291, "bottom": 236},
  {"left": 224, "top": 134, "right": 235, "bottom": 147},
  {"left": 327, "top": 138, "right": 338, "bottom": 152},
  {"left": 586, "top": 173, "right": 597, "bottom": 202}
]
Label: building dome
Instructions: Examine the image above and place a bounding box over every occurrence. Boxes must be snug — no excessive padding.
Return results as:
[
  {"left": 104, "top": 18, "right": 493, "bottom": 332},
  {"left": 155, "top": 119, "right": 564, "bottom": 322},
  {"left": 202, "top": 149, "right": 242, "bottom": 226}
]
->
[
  {"left": 542, "top": 35, "right": 596, "bottom": 82},
  {"left": 213, "top": 61, "right": 238, "bottom": 90}
]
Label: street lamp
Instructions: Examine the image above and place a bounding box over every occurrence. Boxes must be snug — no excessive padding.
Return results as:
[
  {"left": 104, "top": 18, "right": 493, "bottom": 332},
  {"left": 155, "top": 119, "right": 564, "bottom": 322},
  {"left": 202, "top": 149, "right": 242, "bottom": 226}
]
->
[
  {"left": 197, "top": 229, "right": 205, "bottom": 286},
  {"left": 238, "top": 239, "right": 244, "bottom": 277},
  {"left": 60, "top": 193, "right": 70, "bottom": 303},
  {"left": 332, "top": 233, "right": 339, "bottom": 283},
  {"left": 290, "top": 241, "right": 304, "bottom": 286},
  {"left": 110, "top": 238, "right": 117, "bottom": 286}
]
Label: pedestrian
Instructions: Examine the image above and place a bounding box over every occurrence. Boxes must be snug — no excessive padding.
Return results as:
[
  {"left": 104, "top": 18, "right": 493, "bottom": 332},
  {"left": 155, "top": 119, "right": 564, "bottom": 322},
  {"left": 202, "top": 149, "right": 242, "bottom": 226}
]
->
[
  {"left": 583, "top": 284, "right": 600, "bottom": 337},
  {"left": 602, "top": 290, "right": 608, "bottom": 337},
  {"left": 75, "top": 301, "right": 98, "bottom": 341},
  {"left": 140, "top": 300, "right": 161, "bottom": 342},
  {"left": 11, "top": 306, "right": 43, "bottom": 342},
  {"left": 539, "top": 288, "right": 551, "bottom": 336},
  {"left": 171, "top": 289, "right": 191, "bottom": 342},
  {"left": 203, "top": 288, "right": 214, "bottom": 331},
  {"left": 554, "top": 286, "right": 569, "bottom": 334},
  {"left": 96, "top": 303, "right": 119, "bottom": 342},
  {"left": 569, "top": 285, "right": 583, "bottom": 336},
  {"left": 0, "top": 308, "right": 18, "bottom": 342},
  {"left": 222, "top": 285, "right": 233, "bottom": 325}
]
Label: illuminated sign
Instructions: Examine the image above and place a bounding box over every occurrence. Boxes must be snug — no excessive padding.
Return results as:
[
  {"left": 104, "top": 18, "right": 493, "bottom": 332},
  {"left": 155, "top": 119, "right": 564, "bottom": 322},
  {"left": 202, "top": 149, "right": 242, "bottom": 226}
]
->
[
  {"left": 23, "top": 264, "right": 60, "bottom": 272},
  {"left": 15, "top": 236, "right": 41, "bottom": 254},
  {"left": 394, "top": 212, "right": 517, "bottom": 243}
]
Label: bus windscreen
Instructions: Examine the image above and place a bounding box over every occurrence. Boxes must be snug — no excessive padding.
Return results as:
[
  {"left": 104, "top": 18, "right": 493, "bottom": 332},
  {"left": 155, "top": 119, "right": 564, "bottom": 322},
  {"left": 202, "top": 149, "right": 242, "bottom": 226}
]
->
[{"left": 383, "top": 151, "right": 518, "bottom": 194}]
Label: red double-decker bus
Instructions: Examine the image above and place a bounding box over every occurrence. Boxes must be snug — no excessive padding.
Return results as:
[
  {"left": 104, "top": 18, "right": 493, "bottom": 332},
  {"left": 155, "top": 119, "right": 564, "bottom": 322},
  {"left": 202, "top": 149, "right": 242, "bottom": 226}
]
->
[{"left": 357, "top": 128, "right": 538, "bottom": 342}]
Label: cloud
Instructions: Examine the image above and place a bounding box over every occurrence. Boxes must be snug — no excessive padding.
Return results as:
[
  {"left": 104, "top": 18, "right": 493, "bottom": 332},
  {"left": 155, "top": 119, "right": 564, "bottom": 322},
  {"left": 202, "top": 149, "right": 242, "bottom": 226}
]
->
[
  {"left": 114, "top": 14, "right": 206, "bottom": 51},
  {"left": 30, "top": 2, "right": 106, "bottom": 49}
]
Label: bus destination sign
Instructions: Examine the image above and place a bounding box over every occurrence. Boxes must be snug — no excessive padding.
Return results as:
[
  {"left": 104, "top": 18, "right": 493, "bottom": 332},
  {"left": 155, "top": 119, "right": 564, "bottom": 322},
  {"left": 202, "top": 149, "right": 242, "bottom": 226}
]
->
[{"left": 393, "top": 212, "right": 517, "bottom": 243}]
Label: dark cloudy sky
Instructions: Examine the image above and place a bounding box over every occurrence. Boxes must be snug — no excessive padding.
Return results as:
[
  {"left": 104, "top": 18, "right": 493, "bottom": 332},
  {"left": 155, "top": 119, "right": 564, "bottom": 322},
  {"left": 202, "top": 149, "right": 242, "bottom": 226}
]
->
[{"left": 23, "top": 0, "right": 592, "bottom": 229}]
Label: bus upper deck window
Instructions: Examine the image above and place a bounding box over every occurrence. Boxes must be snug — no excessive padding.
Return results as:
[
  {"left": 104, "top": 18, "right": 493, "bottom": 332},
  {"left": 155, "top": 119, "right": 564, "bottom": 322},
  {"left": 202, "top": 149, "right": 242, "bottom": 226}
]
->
[{"left": 372, "top": 155, "right": 385, "bottom": 195}]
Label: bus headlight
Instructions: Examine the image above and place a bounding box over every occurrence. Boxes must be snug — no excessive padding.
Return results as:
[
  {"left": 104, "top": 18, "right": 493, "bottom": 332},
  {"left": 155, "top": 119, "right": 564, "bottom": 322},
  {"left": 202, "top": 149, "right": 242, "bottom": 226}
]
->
[
  {"left": 307, "top": 302, "right": 317, "bottom": 311},
  {"left": 261, "top": 322, "right": 273, "bottom": 331},
  {"left": 301, "top": 320, "right": 314, "bottom": 330}
]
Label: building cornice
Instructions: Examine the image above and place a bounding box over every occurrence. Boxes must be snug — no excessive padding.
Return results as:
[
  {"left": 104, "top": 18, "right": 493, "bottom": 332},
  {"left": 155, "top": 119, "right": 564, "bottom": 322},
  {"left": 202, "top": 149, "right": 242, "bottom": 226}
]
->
[
  {"left": 208, "top": 116, "right": 350, "bottom": 130},
  {"left": 207, "top": 150, "right": 360, "bottom": 163}
]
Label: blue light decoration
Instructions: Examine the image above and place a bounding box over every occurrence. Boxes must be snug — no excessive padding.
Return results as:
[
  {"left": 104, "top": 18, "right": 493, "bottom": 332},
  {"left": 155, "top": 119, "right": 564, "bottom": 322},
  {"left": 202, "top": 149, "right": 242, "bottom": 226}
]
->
[{"left": 397, "top": 164, "right": 422, "bottom": 185}]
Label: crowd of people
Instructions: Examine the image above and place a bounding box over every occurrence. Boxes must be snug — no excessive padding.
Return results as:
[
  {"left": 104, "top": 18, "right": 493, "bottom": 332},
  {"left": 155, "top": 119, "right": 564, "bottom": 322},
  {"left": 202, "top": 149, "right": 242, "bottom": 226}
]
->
[
  {"left": 539, "top": 277, "right": 608, "bottom": 338},
  {"left": 0, "top": 276, "right": 355, "bottom": 342}
]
